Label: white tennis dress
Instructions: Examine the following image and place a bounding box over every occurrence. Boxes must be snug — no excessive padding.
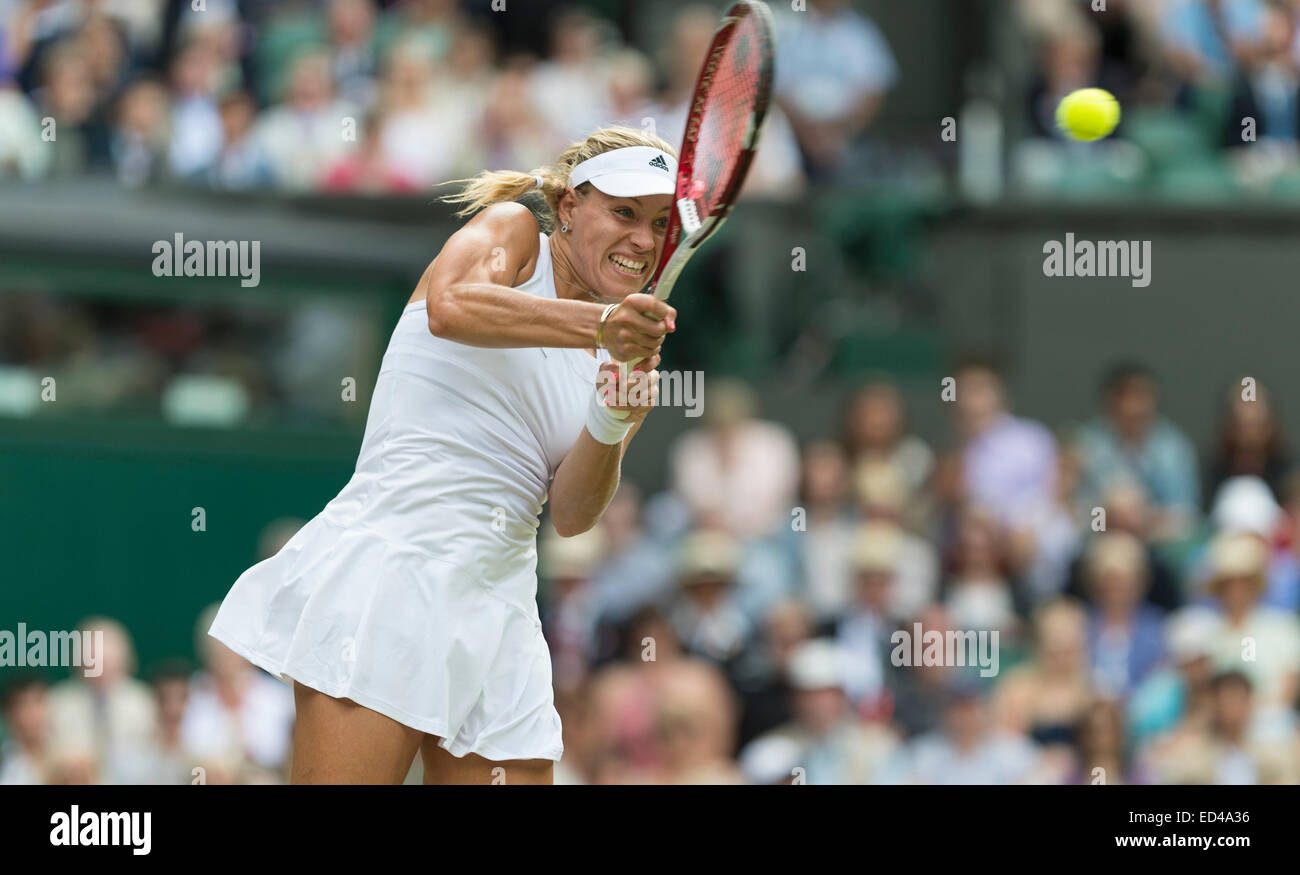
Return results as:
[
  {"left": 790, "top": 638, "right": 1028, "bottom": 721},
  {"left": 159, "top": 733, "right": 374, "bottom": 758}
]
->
[{"left": 208, "top": 231, "right": 609, "bottom": 763}]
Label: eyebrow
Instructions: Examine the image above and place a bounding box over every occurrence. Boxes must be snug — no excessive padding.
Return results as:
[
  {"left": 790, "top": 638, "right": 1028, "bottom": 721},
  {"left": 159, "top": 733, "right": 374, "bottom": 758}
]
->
[{"left": 611, "top": 198, "right": 671, "bottom": 214}]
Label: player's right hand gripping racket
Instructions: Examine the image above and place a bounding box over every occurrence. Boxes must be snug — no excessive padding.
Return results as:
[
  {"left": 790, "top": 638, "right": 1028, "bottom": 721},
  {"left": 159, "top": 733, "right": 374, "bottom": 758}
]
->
[{"left": 609, "top": 0, "right": 775, "bottom": 418}]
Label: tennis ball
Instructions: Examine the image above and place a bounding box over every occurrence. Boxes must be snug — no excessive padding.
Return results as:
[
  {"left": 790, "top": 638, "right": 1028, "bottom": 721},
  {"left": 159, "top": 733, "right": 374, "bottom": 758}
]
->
[{"left": 1056, "top": 88, "right": 1120, "bottom": 141}]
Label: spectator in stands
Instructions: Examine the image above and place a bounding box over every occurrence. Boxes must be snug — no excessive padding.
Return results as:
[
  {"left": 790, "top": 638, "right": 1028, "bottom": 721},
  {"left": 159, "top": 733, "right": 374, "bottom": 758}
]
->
[
  {"left": 1165, "top": 0, "right": 1267, "bottom": 82},
  {"left": 1021, "top": 435, "right": 1084, "bottom": 605},
  {"left": 841, "top": 379, "right": 935, "bottom": 500},
  {"left": 784, "top": 440, "right": 858, "bottom": 622},
  {"left": 539, "top": 526, "right": 606, "bottom": 696},
  {"left": 166, "top": 38, "right": 223, "bottom": 180},
  {"left": 180, "top": 604, "right": 295, "bottom": 782},
  {"left": 1063, "top": 480, "right": 1183, "bottom": 611},
  {"left": 833, "top": 521, "right": 904, "bottom": 717},
  {"left": 1076, "top": 363, "right": 1200, "bottom": 543},
  {"left": 771, "top": 0, "right": 898, "bottom": 181},
  {"left": 949, "top": 355, "right": 1058, "bottom": 539},
  {"left": 429, "top": 19, "right": 496, "bottom": 179},
  {"left": 1200, "top": 475, "right": 1299, "bottom": 610},
  {"left": 603, "top": 48, "right": 655, "bottom": 132},
  {"left": 1206, "top": 378, "right": 1291, "bottom": 503},
  {"left": 585, "top": 606, "right": 706, "bottom": 783},
  {"left": 253, "top": 47, "right": 358, "bottom": 190},
  {"left": 470, "top": 58, "right": 563, "bottom": 179},
  {"left": 1128, "top": 606, "right": 1220, "bottom": 746},
  {"left": 854, "top": 460, "right": 938, "bottom": 622},
  {"left": 551, "top": 684, "right": 594, "bottom": 784},
  {"left": 0, "top": 673, "right": 52, "bottom": 784},
  {"left": 885, "top": 604, "right": 961, "bottom": 740},
  {"left": 1069, "top": 698, "right": 1150, "bottom": 784},
  {"left": 1222, "top": 0, "right": 1300, "bottom": 148},
  {"left": 993, "top": 599, "right": 1095, "bottom": 753},
  {"left": 46, "top": 616, "right": 158, "bottom": 785},
  {"left": 374, "top": 38, "right": 455, "bottom": 188},
  {"left": 208, "top": 89, "right": 274, "bottom": 189},
  {"left": 731, "top": 599, "right": 810, "bottom": 751},
  {"left": 109, "top": 75, "right": 169, "bottom": 187},
  {"left": 738, "top": 732, "right": 805, "bottom": 784},
  {"left": 652, "top": 661, "right": 746, "bottom": 783},
  {"left": 942, "top": 505, "right": 1024, "bottom": 638},
  {"left": 903, "top": 674, "right": 1039, "bottom": 784},
  {"left": 741, "top": 638, "right": 900, "bottom": 784},
  {"left": 669, "top": 377, "right": 801, "bottom": 540},
  {"left": 1024, "top": 7, "right": 1105, "bottom": 140},
  {"left": 321, "top": 108, "right": 416, "bottom": 193},
  {"left": 1020, "top": 0, "right": 1155, "bottom": 133},
  {"left": 1080, "top": 532, "right": 1166, "bottom": 699},
  {"left": 666, "top": 529, "right": 753, "bottom": 668},
  {"left": 586, "top": 481, "right": 678, "bottom": 645},
  {"left": 327, "top": 0, "right": 381, "bottom": 111},
  {"left": 385, "top": 0, "right": 464, "bottom": 63},
  {"left": 80, "top": 13, "right": 130, "bottom": 108},
  {"left": 530, "top": 7, "right": 614, "bottom": 144},
  {"left": 33, "top": 39, "right": 107, "bottom": 174},
  {"left": 1144, "top": 669, "right": 1296, "bottom": 783},
  {"left": 8, "top": 0, "right": 127, "bottom": 94},
  {"left": 0, "top": 64, "right": 48, "bottom": 178},
  {"left": 138, "top": 660, "right": 200, "bottom": 785},
  {"left": 1201, "top": 531, "right": 1300, "bottom": 709}
]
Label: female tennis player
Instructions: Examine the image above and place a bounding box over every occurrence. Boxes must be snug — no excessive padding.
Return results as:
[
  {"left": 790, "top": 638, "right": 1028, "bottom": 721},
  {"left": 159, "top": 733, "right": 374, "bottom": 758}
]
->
[{"left": 208, "top": 126, "right": 678, "bottom": 784}]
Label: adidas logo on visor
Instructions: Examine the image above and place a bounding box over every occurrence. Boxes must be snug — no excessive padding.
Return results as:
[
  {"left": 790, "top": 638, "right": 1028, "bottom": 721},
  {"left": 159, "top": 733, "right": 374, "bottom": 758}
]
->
[{"left": 648, "top": 155, "right": 670, "bottom": 171}]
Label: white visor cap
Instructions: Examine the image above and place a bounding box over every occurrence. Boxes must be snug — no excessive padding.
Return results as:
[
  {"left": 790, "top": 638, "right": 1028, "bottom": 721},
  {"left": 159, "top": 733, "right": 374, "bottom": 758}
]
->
[{"left": 567, "top": 146, "right": 678, "bottom": 198}]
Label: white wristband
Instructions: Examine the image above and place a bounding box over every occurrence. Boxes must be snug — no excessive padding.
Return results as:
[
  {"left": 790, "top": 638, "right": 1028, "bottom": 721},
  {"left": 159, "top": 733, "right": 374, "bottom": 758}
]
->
[{"left": 586, "top": 382, "right": 633, "bottom": 445}]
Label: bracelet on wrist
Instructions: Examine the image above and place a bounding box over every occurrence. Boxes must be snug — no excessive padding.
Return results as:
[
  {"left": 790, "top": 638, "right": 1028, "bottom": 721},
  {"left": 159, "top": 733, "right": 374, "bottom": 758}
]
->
[{"left": 595, "top": 302, "right": 620, "bottom": 349}]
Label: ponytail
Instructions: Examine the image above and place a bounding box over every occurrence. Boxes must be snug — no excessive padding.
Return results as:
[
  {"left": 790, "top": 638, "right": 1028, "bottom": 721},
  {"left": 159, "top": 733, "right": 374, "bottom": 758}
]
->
[{"left": 440, "top": 125, "right": 677, "bottom": 232}]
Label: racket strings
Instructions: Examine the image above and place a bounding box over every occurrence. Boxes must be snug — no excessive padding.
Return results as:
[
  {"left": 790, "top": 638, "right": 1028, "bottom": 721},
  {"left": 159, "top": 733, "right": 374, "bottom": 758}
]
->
[{"left": 689, "top": 16, "right": 769, "bottom": 213}]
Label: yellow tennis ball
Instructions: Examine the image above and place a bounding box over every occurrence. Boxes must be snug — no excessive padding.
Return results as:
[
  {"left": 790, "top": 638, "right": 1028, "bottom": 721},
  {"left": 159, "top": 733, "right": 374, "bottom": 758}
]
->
[{"left": 1056, "top": 88, "right": 1121, "bottom": 141}]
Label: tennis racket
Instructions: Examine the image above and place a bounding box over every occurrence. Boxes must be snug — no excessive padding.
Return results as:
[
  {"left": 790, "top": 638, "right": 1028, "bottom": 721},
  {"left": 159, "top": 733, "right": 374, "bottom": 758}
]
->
[{"left": 609, "top": 0, "right": 775, "bottom": 417}]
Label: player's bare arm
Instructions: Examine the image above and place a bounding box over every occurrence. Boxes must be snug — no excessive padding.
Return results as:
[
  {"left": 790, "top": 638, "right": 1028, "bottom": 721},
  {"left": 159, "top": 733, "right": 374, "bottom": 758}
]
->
[
  {"left": 422, "top": 203, "right": 604, "bottom": 348},
  {"left": 550, "top": 355, "right": 660, "bottom": 537}
]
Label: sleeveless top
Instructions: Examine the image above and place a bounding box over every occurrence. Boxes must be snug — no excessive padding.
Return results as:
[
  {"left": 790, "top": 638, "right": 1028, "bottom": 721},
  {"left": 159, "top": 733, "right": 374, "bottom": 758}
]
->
[{"left": 318, "top": 231, "right": 611, "bottom": 621}]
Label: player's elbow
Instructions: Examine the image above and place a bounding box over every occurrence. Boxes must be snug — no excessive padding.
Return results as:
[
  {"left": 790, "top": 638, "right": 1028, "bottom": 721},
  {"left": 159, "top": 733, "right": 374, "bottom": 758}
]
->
[
  {"left": 551, "top": 511, "right": 595, "bottom": 539},
  {"left": 425, "top": 291, "right": 457, "bottom": 338}
]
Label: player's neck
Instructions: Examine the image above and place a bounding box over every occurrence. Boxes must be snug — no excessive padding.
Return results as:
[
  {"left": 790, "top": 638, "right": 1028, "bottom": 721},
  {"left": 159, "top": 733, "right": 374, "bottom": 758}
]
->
[{"left": 549, "top": 235, "right": 605, "bottom": 304}]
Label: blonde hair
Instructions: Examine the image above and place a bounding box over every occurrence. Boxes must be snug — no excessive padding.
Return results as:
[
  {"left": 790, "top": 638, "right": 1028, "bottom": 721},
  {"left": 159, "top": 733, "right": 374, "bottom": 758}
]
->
[{"left": 441, "top": 125, "right": 677, "bottom": 232}]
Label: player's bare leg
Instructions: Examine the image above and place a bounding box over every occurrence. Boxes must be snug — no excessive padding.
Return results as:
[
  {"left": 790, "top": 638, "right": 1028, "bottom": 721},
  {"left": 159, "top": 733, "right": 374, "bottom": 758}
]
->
[
  {"left": 290, "top": 681, "right": 424, "bottom": 784},
  {"left": 419, "top": 734, "right": 554, "bottom": 785}
]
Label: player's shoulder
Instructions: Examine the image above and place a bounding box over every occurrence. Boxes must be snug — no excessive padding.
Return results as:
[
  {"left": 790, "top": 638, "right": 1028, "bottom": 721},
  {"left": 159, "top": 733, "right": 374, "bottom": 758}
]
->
[
  {"left": 464, "top": 201, "right": 541, "bottom": 249},
  {"left": 455, "top": 202, "right": 542, "bottom": 280}
]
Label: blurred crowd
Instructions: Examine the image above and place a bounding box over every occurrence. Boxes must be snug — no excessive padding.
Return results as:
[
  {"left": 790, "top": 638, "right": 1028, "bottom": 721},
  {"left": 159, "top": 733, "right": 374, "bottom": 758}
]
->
[
  {"left": 1015, "top": 0, "right": 1300, "bottom": 193},
  {"left": 0, "top": 0, "right": 901, "bottom": 192},
  {"left": 0, "top": 292, "right": 380, "bottom": 424},
  {"left": 6, "top": 359, "right": 1300, "bottom": 784}
]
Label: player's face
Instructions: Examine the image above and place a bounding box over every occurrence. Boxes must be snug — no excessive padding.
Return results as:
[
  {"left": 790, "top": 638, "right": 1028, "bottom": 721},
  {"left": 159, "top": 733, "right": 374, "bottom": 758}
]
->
[{"left": 570, "top": 189, "right": 672, "bottom": 298}]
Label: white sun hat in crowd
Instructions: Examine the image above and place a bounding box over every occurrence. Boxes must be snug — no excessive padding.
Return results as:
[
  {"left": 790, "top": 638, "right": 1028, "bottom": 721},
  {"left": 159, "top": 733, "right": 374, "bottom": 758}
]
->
[
  {"left": 1210, "top": 475, "right": 1281, "bottom": 538},
  {"left": 739, "top": 734, "right": 805, "bottom": 784},
  {"left": 1165, "top": 607, "right": 1222, "bottom": 663},
  {"left": 786, "top": 639, "right": 847, "bottom": 691}
]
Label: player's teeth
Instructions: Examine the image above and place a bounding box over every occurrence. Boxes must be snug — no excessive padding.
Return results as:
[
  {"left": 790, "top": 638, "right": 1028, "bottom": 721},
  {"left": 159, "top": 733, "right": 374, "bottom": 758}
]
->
[{"left": 609, "top": 255, "right": 645, "bottom": 273}]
